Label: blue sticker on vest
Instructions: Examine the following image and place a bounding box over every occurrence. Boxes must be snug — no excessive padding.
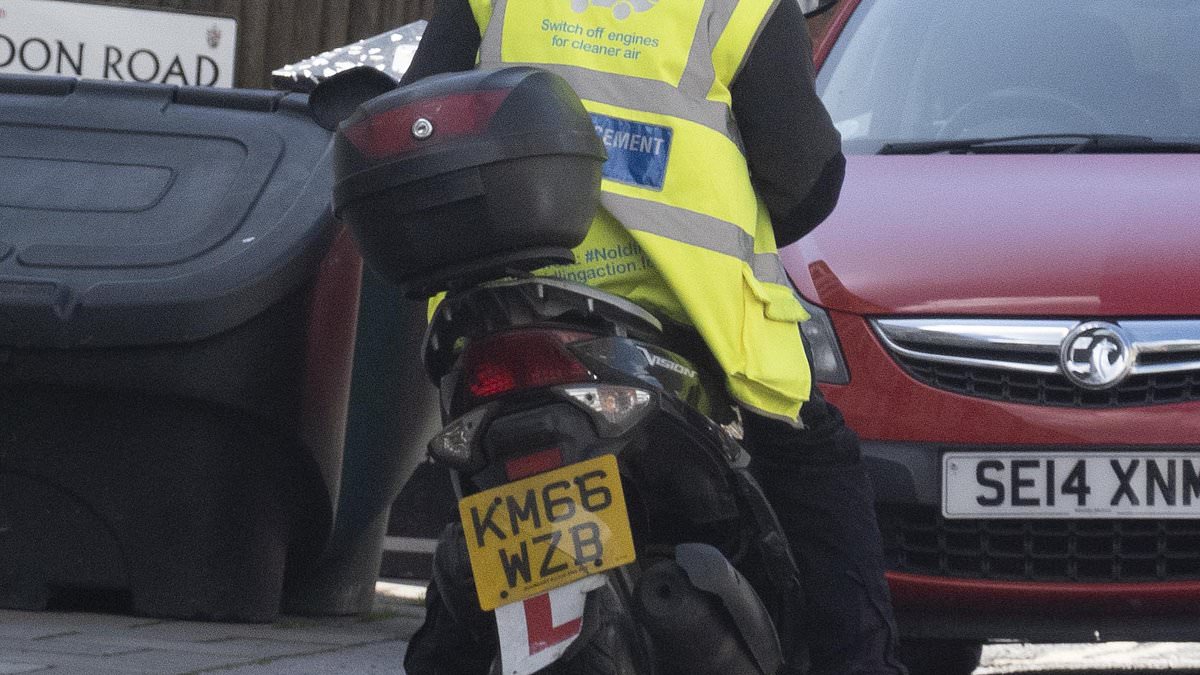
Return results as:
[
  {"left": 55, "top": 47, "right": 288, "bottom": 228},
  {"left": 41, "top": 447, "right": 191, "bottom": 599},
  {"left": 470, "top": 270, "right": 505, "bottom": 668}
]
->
[{"left": 591, "top": 113, "right": 672, "bottom": 191}]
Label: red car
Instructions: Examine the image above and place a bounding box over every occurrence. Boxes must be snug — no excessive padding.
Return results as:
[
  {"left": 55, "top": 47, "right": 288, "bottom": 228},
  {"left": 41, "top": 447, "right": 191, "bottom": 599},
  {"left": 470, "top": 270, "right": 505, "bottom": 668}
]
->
[{"left": 789, "top": 1, "right": 1200, "bottom": 673}]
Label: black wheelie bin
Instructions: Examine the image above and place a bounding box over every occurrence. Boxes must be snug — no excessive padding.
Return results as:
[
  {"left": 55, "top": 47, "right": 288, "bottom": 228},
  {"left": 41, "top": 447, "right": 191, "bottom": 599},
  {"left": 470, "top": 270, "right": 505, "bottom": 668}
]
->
[{"left": 0, "top": 73, "right": 434, "bottom": 622}]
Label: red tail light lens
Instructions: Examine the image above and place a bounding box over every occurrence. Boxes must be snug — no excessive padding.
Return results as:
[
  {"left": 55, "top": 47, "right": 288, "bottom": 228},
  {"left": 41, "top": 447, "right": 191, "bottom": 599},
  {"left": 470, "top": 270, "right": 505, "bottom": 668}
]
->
[
  {"left": 342, "top": 88, "right": 512, "bottom": 160},
  {"left": 464, "top": 329, "right": 594, "bottom": 402}
]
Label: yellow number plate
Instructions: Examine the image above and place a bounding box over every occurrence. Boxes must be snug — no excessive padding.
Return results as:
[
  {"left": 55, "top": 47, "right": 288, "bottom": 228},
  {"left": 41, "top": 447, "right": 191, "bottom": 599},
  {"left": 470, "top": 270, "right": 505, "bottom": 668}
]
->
[{"left": 458, "top": 454, "right": 636, "bottom": 611}]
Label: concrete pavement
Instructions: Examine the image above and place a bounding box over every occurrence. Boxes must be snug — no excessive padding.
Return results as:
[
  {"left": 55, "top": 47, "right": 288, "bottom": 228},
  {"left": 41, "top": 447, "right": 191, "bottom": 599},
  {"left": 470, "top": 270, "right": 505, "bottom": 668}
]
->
[
  {"left": 6, "top": 583, "right": 1200, "bottom": 673},
  {"left": 0, "top": 582, "right": 426, "bottom": 674}
]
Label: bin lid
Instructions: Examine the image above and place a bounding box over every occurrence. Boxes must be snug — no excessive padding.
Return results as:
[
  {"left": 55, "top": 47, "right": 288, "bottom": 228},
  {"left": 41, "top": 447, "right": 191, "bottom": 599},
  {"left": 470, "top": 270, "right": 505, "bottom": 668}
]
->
[{"left": 0, "top": 75, "right": 337, "bottom": 348}]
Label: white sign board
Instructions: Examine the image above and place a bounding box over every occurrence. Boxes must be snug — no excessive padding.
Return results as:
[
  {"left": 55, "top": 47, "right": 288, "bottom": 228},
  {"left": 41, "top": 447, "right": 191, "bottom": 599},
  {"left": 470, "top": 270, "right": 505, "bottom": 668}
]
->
[{"left": 0, "top": 0, "right": 237, "bottom": 87}]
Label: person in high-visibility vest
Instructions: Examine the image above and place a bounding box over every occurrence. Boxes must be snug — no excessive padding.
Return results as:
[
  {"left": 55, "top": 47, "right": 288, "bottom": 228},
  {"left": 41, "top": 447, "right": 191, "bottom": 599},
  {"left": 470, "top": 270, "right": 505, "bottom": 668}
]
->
[{"left": 402, "top": 1, "right": 906, "bottom": 673}]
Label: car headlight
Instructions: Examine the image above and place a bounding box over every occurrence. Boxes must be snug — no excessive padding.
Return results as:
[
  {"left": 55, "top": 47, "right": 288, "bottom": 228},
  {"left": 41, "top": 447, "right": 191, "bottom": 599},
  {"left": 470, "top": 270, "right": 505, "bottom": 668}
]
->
[{"left": 799, "top": 297, "right": 850, "bottom": 385}]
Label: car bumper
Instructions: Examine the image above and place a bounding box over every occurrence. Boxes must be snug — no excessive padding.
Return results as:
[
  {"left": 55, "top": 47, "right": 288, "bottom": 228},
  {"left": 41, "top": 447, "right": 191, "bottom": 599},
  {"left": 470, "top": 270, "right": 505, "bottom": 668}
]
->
[
  {"left": 826, "top": 310, "right": 1200, "bottom": 640},
  {"left": 862, "top": 440, "right": 1200, "bottom": 641}
]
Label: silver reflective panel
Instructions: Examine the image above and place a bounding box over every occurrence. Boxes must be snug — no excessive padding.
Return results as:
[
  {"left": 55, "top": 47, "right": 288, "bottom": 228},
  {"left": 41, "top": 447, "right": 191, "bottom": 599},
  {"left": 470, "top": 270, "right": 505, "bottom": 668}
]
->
[{"left": 272, "top": 20, "right": 427, "bottom": 92}]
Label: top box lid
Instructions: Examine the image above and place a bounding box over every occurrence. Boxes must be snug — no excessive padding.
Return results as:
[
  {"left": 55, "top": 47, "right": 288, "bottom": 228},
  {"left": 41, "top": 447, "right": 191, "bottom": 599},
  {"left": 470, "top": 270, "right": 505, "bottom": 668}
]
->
[{"left": 0, "top": 75, "right": 336, "bottom": 349}]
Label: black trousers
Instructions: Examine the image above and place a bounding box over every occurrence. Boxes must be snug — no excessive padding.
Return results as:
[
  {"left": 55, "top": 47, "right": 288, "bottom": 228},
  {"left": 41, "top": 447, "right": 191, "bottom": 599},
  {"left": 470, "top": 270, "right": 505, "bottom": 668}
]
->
[{"left": 741, "top": 386, "right": 907, "bottom": 675}]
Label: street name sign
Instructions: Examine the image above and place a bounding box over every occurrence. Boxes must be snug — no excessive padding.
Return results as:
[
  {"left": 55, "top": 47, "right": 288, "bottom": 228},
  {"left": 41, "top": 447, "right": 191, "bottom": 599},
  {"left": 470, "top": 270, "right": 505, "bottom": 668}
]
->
[{"left": 0, "top": 0, "right": 236, "bottom": 87}]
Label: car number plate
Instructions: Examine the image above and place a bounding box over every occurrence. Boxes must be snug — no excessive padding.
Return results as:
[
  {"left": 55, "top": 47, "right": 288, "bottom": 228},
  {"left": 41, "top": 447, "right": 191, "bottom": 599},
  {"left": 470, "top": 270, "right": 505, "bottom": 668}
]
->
[
  {"left": 943, "top": 452, "right": 1200, "bottom": 519},
  {"left": 458, "top": 454, "right": 636, "bottom": 611}
]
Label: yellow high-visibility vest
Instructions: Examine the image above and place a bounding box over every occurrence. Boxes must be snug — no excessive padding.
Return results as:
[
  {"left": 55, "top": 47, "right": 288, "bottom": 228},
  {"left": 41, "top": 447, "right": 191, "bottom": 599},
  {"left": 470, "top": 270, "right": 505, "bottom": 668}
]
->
[{"left": 467, "top": 0, "right": 812, "bottom": 423}]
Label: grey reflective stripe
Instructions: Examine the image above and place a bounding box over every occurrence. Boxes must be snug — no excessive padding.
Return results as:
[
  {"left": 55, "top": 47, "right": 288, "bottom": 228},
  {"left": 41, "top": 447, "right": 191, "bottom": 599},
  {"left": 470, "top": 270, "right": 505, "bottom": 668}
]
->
[
  {"left": 677, "top": 0, "right": 726, "bottom": 101},
  {"left": 521, "top": 62, "right": 737, "bottom": 141},
  {"left": 740, "top": 399, "right": 807, "bottom": 428},
  {"left": 603, "top": 193, "right": 797, "bottom": 293},
  {"left": 479, "top": 0, "right": 506, "bottom": 62}
]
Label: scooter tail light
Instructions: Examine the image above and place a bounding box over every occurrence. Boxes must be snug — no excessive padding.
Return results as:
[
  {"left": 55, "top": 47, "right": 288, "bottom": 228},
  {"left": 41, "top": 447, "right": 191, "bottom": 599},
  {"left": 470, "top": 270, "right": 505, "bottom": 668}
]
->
[
  {"left": 342, "top": 88, "right": 513, "bottom": 160},
  {"left": 463, "top": 329, "right": 595, "bottom": 403}
]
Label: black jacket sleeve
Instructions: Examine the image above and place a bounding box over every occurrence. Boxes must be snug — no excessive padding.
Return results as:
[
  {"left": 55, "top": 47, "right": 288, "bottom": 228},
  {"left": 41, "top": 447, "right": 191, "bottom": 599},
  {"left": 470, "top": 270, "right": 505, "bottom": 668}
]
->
[
  {"left": 402, "top": 0, "right": 843, "bottom": 247},
  {"left": 399, "top": 0, "right": 480, "bottom": 86},
  {"left": 732, "top": 0, "right": 845, "bottom": 247}
]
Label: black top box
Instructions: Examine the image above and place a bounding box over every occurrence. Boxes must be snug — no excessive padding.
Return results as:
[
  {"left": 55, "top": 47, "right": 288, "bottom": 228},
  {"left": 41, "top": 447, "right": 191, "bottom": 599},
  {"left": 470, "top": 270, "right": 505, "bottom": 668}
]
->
[{"left": 332, "top": 67, "right": 607, "bottom": 297}]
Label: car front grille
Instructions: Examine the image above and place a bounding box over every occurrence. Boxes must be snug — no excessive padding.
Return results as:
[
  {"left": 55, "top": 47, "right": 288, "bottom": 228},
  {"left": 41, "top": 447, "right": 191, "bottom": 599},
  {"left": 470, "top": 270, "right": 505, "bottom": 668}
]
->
[
  {"left": 894, "top": 355, "right": 1200, "bottom": 408},
  {"left": 878, "top": 505, "right": 1200, "bottom": 583},
  {"left": 873, "top": 318, "right": 1200, "bottom": 408}
]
